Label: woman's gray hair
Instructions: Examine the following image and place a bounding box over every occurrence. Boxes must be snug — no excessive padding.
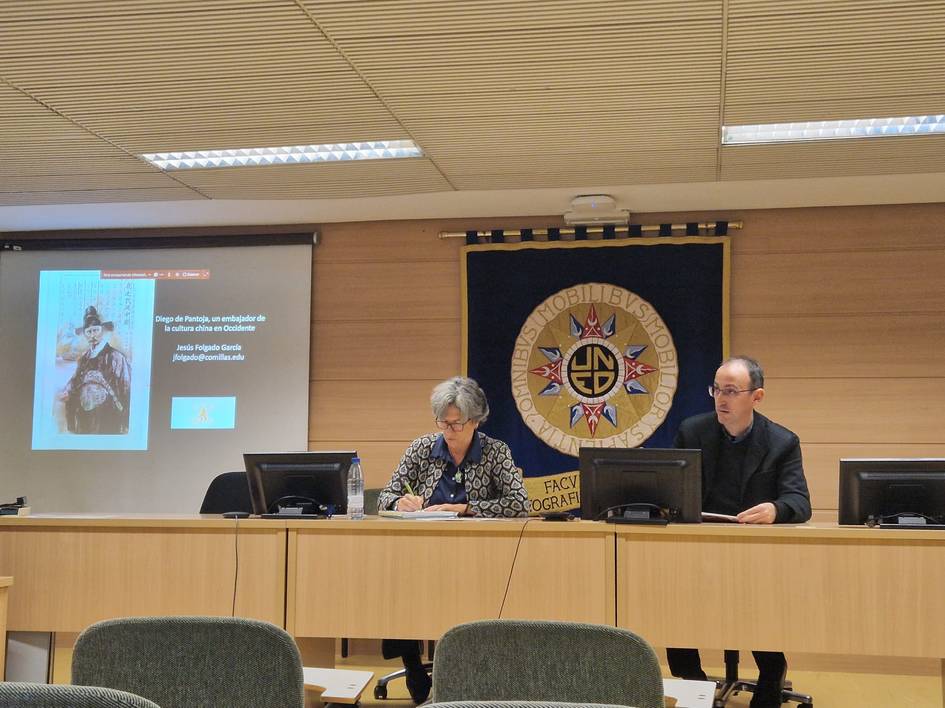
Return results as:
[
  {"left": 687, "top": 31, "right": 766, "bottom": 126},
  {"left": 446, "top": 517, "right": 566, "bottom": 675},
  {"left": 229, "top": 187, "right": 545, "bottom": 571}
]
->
[{"left": 430, "top": 376, "right": 490, "bottom": 424}]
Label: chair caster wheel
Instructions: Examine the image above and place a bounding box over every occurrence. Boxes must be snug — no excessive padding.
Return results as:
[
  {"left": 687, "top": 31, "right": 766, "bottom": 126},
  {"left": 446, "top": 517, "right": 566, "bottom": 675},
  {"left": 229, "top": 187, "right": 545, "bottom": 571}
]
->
[{"left": 374, "top": 685, "right": 388, "bottom": 700}]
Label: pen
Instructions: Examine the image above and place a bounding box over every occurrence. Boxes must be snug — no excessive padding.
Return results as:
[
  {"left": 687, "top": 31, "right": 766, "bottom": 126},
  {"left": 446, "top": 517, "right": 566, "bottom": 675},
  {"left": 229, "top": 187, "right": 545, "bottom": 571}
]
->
[{"left": 404, "top": 481, "right": 417, "bottom": 497}]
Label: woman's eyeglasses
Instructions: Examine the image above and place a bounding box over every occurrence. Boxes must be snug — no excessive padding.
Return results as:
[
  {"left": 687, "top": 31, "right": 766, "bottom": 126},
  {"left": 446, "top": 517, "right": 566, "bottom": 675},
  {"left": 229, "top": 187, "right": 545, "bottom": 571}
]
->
[{"left": 435, "top": 419, "right": 469, "bottom": 432}]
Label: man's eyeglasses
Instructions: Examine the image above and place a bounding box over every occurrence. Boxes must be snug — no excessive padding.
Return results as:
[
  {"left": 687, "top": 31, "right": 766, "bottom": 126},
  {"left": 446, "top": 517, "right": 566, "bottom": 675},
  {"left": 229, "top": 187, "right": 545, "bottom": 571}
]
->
[
  {"left": 707, "top": 385, "right": 757, "bottom": 399},
  {"left": 435, "top": 419, "right": 470, "bottom": 432}
]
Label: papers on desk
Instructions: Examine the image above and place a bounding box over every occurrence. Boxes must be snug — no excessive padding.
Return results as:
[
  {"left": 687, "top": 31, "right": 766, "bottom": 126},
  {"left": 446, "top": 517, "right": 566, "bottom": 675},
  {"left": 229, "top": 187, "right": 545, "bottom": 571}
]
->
[
  {"left": 663, "top": 678, "right": 715, "bottom": 708},
  {"left": 303, "top": 667, "right": 373, "bottom": 704},
  {"left": 701, "top": 511, "right": 739, "bottom": 523},
  {"left": 378, "top": 510, "right": 459, "bottom": 519}
]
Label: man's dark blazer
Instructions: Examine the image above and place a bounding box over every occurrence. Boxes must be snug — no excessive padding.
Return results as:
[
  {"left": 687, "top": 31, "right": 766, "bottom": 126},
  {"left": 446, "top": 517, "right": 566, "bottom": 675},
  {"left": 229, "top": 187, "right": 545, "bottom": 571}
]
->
[{"left": 674, "top": 411, "right": 812, "bottom": 523}]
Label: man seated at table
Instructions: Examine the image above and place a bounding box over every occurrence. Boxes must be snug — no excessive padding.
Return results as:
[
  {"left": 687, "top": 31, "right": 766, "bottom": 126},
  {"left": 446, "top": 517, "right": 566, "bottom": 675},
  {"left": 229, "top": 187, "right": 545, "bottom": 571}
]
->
[
  {"left": 667, "top": 355, "right": 811, "bottom": 708},
  {"left": 377, "top": 375, "right": 529, "bottom": 702}
]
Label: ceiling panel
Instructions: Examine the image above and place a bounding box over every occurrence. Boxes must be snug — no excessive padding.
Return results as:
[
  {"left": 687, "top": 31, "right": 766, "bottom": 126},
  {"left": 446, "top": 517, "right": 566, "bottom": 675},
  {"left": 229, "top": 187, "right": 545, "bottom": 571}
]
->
[
  {"left": 178, "top": 158, "right": 452, "bottom": 199},
  {"left": 0, "top": 0, "right": 412, "bottom": 203},
  {"left": 0, "top": 82, "right": 196, "bottom": 204},
  {"left": 725, "top": 0, "right": 945, "bottom": 123},
  {"left": 0, "top": 1, "right": 943, "bottom": 207},
  {"left": 0, "top": 188, "right": 204, "bottom": 207},
  {"left": 313, "top": 0, "right": 723, "bottom": 189}
]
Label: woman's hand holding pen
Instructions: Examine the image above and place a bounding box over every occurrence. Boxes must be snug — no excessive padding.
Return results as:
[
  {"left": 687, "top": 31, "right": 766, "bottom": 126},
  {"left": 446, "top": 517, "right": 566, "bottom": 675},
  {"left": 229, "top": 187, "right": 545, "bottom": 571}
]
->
[
  {"left": 396, "top": 494, "right": 424, "bottom": 511},
  {"left": 396, "top": 480, "right": 424, "bottom": 511}
]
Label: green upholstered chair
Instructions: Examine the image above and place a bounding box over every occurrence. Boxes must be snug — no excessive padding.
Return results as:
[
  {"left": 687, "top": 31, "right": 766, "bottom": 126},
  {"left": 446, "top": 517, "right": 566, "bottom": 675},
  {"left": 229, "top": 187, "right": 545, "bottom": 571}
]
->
[
  {"left": 71, "top": 616, "right": 304, "bottom": 708},
  {"left": 431, "top": 620, "right": 664, "bottom": 708},
  {"left": 0, "top": 682, "right": 161, "bottom": 708}
]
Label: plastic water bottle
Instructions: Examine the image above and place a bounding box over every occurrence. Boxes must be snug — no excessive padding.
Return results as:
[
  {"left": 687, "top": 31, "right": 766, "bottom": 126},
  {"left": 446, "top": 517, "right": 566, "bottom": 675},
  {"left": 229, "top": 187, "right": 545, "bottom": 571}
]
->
[{"left": 347, "top": 457, "right": 364, "bottom": 520}]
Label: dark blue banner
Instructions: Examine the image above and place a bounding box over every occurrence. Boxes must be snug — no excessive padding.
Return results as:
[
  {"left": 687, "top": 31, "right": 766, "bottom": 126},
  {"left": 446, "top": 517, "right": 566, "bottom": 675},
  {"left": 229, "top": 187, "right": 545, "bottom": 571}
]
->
[{"left": 463, "top": 238, "right": 729, "bottom": 513}]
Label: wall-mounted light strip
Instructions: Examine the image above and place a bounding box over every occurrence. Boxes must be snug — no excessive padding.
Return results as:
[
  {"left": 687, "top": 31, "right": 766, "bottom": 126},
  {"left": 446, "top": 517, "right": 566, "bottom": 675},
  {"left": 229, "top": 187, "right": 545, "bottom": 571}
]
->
[
  {"left": 140, "top": 140, "right": 422, "bottom": 170},
  {"left": 723, "top": 115, "right": 945, "bottom": 145}
]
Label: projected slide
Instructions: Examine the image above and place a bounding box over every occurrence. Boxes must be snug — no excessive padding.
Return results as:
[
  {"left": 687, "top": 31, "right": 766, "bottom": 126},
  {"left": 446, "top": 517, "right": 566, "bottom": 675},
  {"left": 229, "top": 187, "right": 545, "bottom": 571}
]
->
[
  {"left": 32, "top": 271, "right": 155, "bottom": 450},
  {"left": 29, "top": 263, "right": 288, "bottom": 451},
  {"left": 2, "top": 242, "right": 311, "bottom": 512}
]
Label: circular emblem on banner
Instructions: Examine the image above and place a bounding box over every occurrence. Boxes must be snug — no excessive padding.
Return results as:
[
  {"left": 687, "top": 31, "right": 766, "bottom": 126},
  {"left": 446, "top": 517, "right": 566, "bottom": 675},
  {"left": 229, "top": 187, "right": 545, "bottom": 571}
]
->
[{"left": 510, "top": 283, "right": 678, "bottom": 456}]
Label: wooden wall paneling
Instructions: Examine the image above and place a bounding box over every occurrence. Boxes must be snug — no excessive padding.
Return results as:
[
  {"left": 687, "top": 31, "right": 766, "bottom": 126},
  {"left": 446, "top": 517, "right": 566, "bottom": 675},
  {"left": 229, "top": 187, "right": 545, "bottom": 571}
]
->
[
  {"left": 799, "top": 443, "right": 945, "bottom": 511},
  {"left": 305, "top": 441, "right": 415, "bottom": 490},
  {"left": 626, "top": 204, "right": 945, "bottom": 256},
  {"left": 727, "top": 204, "right": 945, "bottom": 255},
  {"left": 309, "top": 380, "right": 441, "bottom": 442},
  {"left": 312, "top": 260, "right": 459, "bottom": 322},
  {"left": 316, "top": 220, "right": 461, "bottom": 263},
  {"left": 310, "top": 318, "right": 460, "bottom": 381},
  {"left": 759, "top": 379, "right": 945, "bottom": 445},
  {"left": 732, "top": 248, "right": 945, "bottom": 317},
  {"left": 731, "top": 312, "right": 945, "bottom": 378},
  {"left": 315, "top": 215, "right": 556, "bottom": 264}
]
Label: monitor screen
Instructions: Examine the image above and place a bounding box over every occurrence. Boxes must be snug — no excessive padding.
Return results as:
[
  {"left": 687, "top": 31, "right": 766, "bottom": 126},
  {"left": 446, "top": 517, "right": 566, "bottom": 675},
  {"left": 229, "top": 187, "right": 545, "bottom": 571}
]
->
[
  {"left": 579, "top": 447, "right": 702, "bottom": 523},
  {"left": 243, "top": 451, "right": 355, "bottom": 517},
  {"left": 838, "top": 458, "right": 945, "bottom": 526}
]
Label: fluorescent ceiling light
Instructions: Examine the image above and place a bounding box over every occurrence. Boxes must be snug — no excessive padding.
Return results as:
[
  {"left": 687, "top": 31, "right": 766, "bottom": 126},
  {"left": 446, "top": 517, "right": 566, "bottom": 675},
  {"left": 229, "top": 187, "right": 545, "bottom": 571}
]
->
[
  {"left": 140, "top": 140, "right": 422, "bottom": 170},
  {"left": 723, "top": 115, "right": 945, "bottom": 145}
]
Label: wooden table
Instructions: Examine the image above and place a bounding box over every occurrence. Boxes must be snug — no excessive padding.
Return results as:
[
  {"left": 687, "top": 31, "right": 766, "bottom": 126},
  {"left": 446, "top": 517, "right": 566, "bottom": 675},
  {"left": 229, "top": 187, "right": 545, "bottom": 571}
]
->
[
  {"left": 285, "top": 516, "right": 614, "bottom": 667},
  {"left": 0, "top": 576, "right": 11, "bottom": 680},
  {"left": 0, "top": 515, "right": 286, "bottom": 633},
  {"left": 616, "top": 522, "right": 945, "bottom": 657},
  {"left": 616, "top": 522, "right": 945, "bottom": 703},
  {"left": 286, "top": 517, "right": 615, "bottom": 639},
  {"left": 3, "top": 515, "right": 945, "bottom": 703}
]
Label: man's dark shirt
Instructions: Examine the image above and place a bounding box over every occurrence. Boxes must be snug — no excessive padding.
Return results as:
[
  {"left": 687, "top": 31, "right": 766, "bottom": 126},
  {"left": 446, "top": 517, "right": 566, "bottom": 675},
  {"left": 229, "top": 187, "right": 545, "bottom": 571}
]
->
[{"left": 674, "top": 411, "right": 812, "bottom": 523}]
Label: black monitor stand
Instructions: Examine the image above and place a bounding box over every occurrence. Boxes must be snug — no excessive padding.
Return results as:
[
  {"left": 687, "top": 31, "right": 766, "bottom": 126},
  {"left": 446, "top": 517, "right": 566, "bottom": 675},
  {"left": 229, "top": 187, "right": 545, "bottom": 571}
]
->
[
  {"left": 603, "top": 503, "right": 671, "bottom": 526},
  {"left": 870, "top": 513, "right": 945, "bottom": 530}
]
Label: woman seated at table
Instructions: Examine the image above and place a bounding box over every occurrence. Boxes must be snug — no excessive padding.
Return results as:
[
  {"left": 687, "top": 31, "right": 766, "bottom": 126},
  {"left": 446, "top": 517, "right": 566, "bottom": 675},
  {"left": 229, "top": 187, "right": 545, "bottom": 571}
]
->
[{"left": 377, "top": 375, "right": 529, "bottom": 701}]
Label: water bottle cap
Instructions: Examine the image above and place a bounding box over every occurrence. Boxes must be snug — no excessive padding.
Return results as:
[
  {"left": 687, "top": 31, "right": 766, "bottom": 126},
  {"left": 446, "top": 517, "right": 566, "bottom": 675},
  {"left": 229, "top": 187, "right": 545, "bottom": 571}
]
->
[{"left": 351, "top": 456, "right": 360, "bottom": 463}]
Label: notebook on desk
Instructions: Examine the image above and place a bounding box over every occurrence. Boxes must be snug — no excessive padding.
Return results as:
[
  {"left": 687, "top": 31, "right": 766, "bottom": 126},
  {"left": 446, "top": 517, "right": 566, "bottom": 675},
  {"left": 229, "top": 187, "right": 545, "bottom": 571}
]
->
[{"left": 378, "top": 510, "right": 459, "bottom": 519}]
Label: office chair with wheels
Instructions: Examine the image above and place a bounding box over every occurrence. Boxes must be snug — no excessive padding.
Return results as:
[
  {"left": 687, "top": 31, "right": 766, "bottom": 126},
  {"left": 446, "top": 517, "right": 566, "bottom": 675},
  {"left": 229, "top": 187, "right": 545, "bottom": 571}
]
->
[
  {"left": 431, "top": 619, "right": 664, "bottom": 708},
  {"left": 713, "top": 650, "right": 813, "bottom": 708},
  {"left": 0, "top": 682, "right": 161, "bottom": 708},
  {"left": 372, "top": 640, "right": 435, "bottom": 699},
  {"left": 199, "top": 470, "right": 253, "bottom": 514},
  {"left": 72, "top": 616, "right": 305, "bottom": 708}
]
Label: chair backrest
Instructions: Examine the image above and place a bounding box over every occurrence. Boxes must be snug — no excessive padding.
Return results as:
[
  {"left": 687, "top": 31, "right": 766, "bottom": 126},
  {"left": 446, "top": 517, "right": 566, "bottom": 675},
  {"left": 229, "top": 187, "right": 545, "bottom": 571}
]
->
[
  {"left": 0, "top": 682, "right": 161, "bottom": 708},
  {"left": 364, "top": 487, "right": 382, "bottom": 515},
  {"left": 199, "top": 471, "right": 252, "bottom": 514},
  {"left": 432, "top": 620, "right": 664, "bottom": 708},
  {"left": 72, "top": 616, "right": 305, "bottom": 708}
]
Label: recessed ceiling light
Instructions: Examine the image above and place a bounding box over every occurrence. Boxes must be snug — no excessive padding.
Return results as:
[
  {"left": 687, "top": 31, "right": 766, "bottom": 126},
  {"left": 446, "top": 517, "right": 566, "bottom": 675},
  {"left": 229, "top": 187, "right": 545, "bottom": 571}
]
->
[
  {"left": 140, "top": 140, "right": 423, "bottom": 170},
  {"left": 722, "top": 115, "right": 945, "bottom": 145}
]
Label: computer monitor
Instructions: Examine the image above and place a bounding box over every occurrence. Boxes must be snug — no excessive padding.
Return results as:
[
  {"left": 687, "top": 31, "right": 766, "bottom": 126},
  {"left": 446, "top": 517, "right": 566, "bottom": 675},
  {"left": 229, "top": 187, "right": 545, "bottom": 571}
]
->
[
  {"left": 243, "top": 451, "right": 356, "bottom": 518},
  {"left": 579, "top": 447, "right": 702, "bottom": 523},
  {"left": 838, "top": 458, "right": 945, "bottom": 527}
]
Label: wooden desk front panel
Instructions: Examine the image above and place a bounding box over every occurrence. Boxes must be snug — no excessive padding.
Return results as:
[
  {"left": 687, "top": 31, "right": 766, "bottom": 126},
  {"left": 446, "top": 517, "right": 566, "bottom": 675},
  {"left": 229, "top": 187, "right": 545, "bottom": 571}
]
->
[
  {"left": 0, "top": 577, "right": 11, "bottom": 680},
  {"left": 499, "top": 523, "right": 615, "bottom": 626},
  {"left": 288, "top": 520, "right": 615, "bottom": 639},
  {"left": 617, "top": 525, "right": 945, "bottom": 658},
  {"left": 0, "top": 521, "right": 286, "bottom": 632}
]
